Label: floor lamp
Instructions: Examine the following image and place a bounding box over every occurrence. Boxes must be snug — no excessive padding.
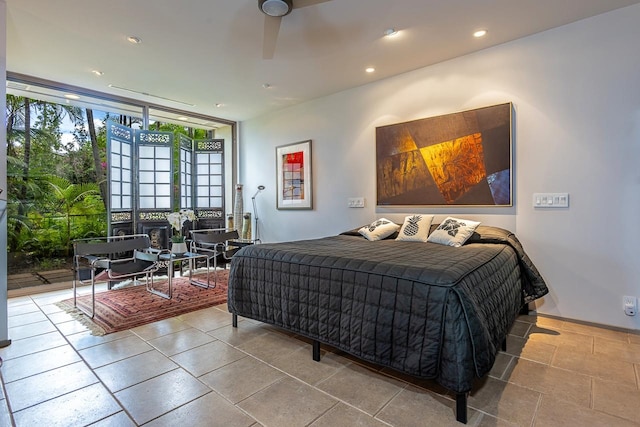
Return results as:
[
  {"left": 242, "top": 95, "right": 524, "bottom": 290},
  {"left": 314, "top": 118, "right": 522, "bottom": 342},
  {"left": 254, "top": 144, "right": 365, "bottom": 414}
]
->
[{"left": 251, "top": 185, "right": 265, "bottom": 242}]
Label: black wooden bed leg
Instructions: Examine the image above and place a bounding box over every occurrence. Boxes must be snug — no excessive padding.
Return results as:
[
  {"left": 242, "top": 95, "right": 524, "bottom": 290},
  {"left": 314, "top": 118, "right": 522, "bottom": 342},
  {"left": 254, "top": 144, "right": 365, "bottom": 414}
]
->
[
  {"left": 502, "top": 338, "right": 507, "bottom": 352},
  {"left": 232, "top": 314, "right": 238, "bottom": 328},
  {"left": 312, "top": 340, "right": 321, "bottom": 362},
  {"left": 456, "top": 393, "right": 468, "bottom": 424}
]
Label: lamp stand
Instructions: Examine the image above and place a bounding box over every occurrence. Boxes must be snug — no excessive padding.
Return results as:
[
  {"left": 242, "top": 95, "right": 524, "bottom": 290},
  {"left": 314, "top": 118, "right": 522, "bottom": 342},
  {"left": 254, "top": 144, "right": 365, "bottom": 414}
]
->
[{"left": 251, "top": 185, "right": 265, "bottom": 243}]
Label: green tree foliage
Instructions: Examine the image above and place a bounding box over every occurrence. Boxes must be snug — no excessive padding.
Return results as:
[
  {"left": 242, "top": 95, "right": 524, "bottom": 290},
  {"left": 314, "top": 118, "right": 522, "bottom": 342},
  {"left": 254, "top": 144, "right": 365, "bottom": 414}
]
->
[{"left": 5, "top": 95, "right": 108, "bottom": 268}]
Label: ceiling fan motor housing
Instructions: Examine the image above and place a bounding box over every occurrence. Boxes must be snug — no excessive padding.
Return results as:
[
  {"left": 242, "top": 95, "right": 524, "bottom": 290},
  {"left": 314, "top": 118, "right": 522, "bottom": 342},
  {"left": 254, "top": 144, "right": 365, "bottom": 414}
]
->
[{"left": 259, "top": 0, "right": 293, "bottom": 17}]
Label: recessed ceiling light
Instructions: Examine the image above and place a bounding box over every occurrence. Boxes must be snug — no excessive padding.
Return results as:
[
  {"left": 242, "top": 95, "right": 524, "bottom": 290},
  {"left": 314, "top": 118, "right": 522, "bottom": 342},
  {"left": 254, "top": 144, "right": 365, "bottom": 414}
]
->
[
  {"left": 365, "top": 67, "right": 375, "bottom": 73},
  {"left": 383, "top": 28, "right": 399, "bottom": 37},
  {"left": 473, "top": 29, "right": 488, "bottom": 38},
  {"left": 127, "top": 36, "right": 142, "bottom": 44},
  {"left": 177, "top": 116, "right": 189, "bottom": 121},
  {"left": 64, "top": 94, "right": 80, "bottom": 100},
  {"left": 215, "top": 103, "right": 224, "bottom": 108},
  {"left": 262, "top": 83, "right": 272, "bottom": 89},
  {"left": 91, "top": 70, "right": 104, "bottom": 76}
]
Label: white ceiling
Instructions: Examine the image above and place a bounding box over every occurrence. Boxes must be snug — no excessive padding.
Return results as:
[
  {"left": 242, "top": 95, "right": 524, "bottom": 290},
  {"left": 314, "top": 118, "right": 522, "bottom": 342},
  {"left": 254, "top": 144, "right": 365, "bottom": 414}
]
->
[{"left": 6, "top": 0, "right": 640, "bottom": 123}]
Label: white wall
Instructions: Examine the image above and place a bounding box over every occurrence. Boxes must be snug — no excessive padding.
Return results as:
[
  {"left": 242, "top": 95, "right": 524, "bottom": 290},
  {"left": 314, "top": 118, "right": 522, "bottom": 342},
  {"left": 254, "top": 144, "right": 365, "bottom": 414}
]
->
[
  {"left": 1, "top": 0, "right": 10, "bottom": 346},
  {"left": 239, "top": 5, "right": 640, "bottom": 330}
]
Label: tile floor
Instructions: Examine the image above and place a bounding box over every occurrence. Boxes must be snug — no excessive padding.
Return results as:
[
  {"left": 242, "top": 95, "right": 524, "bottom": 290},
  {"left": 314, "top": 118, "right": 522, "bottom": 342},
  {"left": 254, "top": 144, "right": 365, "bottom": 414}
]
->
[{"left": 1, "top": 284, "right": 639, "bottom": 427}]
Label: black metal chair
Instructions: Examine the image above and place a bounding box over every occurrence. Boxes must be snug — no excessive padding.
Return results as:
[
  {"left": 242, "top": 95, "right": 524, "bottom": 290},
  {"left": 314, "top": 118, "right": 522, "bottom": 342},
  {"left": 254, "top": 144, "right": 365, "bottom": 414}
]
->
[
  {"left": 189, "top": 228, "right": 240, "bottom": 283},
  {"left": 73, "top": 234, "right": 164, "bottom": 318}
]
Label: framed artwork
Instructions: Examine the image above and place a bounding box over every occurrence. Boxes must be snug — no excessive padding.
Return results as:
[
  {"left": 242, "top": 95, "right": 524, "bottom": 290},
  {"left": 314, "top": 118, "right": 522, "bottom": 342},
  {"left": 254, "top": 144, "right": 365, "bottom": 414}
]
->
[
  {"left": 276, "top": 140, "right": 312, "bottom": 209},
  {"left": 376, "top": 102, "right": 512, "bottom": 207}
]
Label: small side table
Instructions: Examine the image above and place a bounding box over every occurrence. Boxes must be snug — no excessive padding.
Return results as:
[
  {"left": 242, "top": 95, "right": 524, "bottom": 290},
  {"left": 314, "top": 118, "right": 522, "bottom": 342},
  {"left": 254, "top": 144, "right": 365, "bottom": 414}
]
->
[{"left": 150, "top": 252, "right": 211, "bottom": 299}]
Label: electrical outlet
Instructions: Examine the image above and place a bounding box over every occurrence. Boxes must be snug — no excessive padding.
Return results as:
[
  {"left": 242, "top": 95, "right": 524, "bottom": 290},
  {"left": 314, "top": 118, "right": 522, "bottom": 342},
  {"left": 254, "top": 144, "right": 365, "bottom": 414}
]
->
[{"left": 623, "top": 296, "right": 637, "bottom": 316}]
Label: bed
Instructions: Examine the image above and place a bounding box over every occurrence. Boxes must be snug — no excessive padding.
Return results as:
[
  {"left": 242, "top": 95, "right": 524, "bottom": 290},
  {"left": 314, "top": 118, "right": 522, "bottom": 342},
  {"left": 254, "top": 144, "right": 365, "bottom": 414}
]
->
[{"left": 227, "top": 224, "right": 548, "bottom": 423}]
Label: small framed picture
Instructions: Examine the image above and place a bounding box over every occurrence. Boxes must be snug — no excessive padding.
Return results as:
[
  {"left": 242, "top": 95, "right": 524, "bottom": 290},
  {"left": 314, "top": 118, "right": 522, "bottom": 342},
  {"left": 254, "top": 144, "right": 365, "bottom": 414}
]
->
[{"left": 276, "top": 140, "right": 312, "bottom": 210}]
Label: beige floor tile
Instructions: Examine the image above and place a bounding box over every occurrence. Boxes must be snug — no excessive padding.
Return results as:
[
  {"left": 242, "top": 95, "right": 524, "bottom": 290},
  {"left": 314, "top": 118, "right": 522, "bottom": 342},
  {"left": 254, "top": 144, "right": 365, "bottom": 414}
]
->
[
  {"left": 7, "top": 296, "right": 32, "bottom": 307},
  {"left": 144, "top": 392, "right": 255, "bottom": 427},
  {"left": 468, "top": 377, "right": 541, "bottom": 427},
  {"left": 131, "top": 317, "right": 191, "bottom": 341},
  {"left": 509, "top": 320, "right": 531, "bottom": 338},
  {"left": 171, "top": 340, "right": 247, "bottom": 377},
  {"left": 518, "top": 315, "right": 565, "bottom": 330},
  {"left": 7, "top": 302, "right": 40, "bottom": 317},
  {"left": 8, "top": 320, "right": 57, "bottom": 340},
  {"left": 65, "top": 329, "right": 133, "bottom": 351},
  {"left": 270, "top": 346, "right": 351, "bottom": 386},
  {"left": 199, "top": 355, "right": 285, "bottom": 403},
  {"left": 377, "top": 386, "right": 480, "bottom": 427},
  {"left": 378, "top": 367, "right": 451, "bottom": 396},
  {"left": 55, "top": 319, "right": 90, "bottom": 336},
  {"left": 552, "top": 347, "right": 637, "bottom": 386},
  {"left": 310, "top": 403, "right": 390, "bottom": 427},
  {"left": 94, "top": 350, "right": 179, "bottom": 392},
  {"left": 504, "top": 358, "right": 591, "bottom": 407},
  {"left": 489, "top": 352, "right": 514, "bottom": 380},
  {"left": 79, "top": 335, "right": 153, "bottom": 368},
  {"left": 207, "top": 321, "right": 269, "bottom": 347},
  {"left": 39, "top": 303, "right": 64, "bottom": 315},
  {"left": 7, "top": 311, "right": 48, "bottom": 328},
  {"left": 630, "top": 333, "right": 640, "bottom": 345},
  {"left": 179, "top": 306, "right": 233, "bottom": 332},
  {"left": 236, "top": 330, "right": 307, "bottom": 363},
  {"left": 476, "top": 413, "right": 520, "bottom": 427},
  {"left": 561, "top": 320, "right": 629, "bottom": 343},
  {"left": 0, "top": 330, "right": 67, "bottom": 360},
  {"left": 316, "top": 363, "right": 404, "bottom": 415},
  {"left": 12, "top": 383, "right": 121, "bottom": 427},
  {"left": 88, "top": 411, "right": 136, "bottom": 427},
  {"left": 594, "top": 337, "right": 640, "bottom": 364},
  {"left": 148, "top": 327, "right": 216, "bottom": 356},
  {"left": 114, "top": 368, "right": 211, "bottom": 425},
  {"left": 238, "top": 377, "right": 337, "bottom": 427},
  {"left": 46, "top": 310, "right": 78, "bottom": 324},
  {"left": 0, "top": 403, "right": 11, "bottom": 427},
  {"left": 0, "top": 344, "right": 81, "bottom": 383},
  {"left": 526, "top": 325, "right": 593, "bottom": 354},
  {"left": 534, "top": 395, "right": 638, "bottom": 427},
  {"left": 592, "top": 378, "right": 640, "bottom": 423},
  {"left": 504, "top": 335, "right": 556, "bottom": 365},
  {"left": 5, "top": 361, "right": 98, "bottom": 411}
]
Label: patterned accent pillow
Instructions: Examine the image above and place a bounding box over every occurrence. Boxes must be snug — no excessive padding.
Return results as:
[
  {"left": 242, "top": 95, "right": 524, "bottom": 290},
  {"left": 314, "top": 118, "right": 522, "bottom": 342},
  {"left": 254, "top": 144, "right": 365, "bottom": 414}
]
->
[
  {"left": 427, "top": 216, "right": 481, "bottom": 247},
  {"left": 396, "top": 214, "right": 434, "bottom": 242},
  {"left": 358, "top": 218, "right": 400, "bottom": 241}
]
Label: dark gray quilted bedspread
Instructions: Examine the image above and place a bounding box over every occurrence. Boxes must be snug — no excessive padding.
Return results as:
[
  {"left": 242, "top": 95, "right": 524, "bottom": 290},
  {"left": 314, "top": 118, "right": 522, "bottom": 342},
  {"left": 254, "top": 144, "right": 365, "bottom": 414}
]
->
[{"left": 227, "top": 226, "right": 547, "bottom": 393}]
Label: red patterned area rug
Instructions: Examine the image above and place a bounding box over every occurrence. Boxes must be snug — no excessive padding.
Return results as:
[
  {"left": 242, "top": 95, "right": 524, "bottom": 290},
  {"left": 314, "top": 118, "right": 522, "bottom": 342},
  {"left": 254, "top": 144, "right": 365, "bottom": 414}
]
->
[{"left": 57, "top": 270, "right": 228, "bottom": 336}]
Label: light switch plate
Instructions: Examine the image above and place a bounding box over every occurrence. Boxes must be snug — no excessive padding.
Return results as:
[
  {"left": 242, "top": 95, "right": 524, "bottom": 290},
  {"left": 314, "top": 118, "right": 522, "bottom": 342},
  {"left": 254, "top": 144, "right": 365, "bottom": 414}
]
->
[
  {"left": 348, "top": 197, "right": 365, "bottom": 208},
  {"left": 533, "top": 193, "right": 569, "bottom": 208}
]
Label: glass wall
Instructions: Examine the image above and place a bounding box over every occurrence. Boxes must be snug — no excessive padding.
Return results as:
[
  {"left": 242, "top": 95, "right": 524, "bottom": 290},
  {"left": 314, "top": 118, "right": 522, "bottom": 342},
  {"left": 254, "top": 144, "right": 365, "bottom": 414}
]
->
[{"left": 4, "top": 74, "right": 235, "bottom": 282}]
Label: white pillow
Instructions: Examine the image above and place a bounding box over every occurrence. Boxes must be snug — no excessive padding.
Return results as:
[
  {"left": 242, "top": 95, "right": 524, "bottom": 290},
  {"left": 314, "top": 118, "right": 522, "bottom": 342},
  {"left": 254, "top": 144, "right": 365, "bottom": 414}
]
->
[
  {"left": 396, "top": 214, "right": 434, "bottom": 242},
  {"left": 359, "top": 218, "right": 400, "bottom": 241},
  {"left": 427, "top": 217, "right": 481, "bottom": 247}
]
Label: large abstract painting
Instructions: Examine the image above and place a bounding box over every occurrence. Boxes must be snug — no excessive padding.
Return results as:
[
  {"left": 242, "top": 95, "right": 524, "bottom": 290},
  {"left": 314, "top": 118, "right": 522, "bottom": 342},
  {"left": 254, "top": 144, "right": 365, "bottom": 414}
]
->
[{"left": 376, "top": 103, "right": 512, "bottom": 206}]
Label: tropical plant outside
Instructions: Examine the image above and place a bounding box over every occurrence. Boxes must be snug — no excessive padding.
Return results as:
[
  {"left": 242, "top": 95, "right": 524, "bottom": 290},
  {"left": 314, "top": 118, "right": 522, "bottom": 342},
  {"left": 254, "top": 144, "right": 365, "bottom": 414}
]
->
[
  {"left": 5, "top": 95, "right": 112, "bottom": 273},
  {"left": 5, "top": 94, "right": 215, "bottom": 277}
]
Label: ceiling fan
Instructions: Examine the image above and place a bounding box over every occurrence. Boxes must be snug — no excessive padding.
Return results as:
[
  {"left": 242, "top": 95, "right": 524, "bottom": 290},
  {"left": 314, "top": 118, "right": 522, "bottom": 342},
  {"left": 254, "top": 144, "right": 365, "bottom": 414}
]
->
[{"left": 258, "top": 0, "right": 332, "bottom": 59}]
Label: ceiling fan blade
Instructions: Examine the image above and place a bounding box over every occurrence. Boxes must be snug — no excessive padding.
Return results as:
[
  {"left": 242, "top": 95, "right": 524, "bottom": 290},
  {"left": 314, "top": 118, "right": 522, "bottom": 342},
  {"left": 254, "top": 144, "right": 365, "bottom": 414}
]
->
[
  {"left": 293, "top": 0, "right": 331, "bottom": 9},
  {"left": 263, "top": 15, "right": 282, "bottom": 59}
]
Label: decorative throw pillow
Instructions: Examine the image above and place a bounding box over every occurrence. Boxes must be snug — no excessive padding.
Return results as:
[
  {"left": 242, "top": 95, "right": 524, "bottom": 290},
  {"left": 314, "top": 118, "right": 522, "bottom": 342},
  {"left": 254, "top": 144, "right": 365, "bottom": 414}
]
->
[
  {"left": 427, "top": 217, "right": 481, "bottom": 247},
  {"left": 396, "top": 214, "right": 434, "bottom": 242},
  {"left": 358, "top": 218, "right": 400, "bottom": 241}
]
